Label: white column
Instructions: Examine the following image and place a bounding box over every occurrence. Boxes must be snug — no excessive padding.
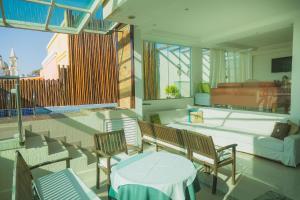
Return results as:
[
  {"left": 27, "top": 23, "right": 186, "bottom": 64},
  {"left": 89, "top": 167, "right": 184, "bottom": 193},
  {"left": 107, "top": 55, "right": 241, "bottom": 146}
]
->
[
  {"left": 191, "top": 47, "right": 202, "bottom": 96},
  {"left": 291, "top": 20, "right": 300, "bottom": 123},
  {"left": 133, "top": 27, "right": 144, "bottom": 119}
]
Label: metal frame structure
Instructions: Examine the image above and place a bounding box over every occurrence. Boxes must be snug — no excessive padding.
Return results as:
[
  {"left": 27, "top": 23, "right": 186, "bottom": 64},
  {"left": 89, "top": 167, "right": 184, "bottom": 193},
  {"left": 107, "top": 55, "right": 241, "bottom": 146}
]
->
[{"left": 0, "top": 0, "right": 117, "bottom": 34}]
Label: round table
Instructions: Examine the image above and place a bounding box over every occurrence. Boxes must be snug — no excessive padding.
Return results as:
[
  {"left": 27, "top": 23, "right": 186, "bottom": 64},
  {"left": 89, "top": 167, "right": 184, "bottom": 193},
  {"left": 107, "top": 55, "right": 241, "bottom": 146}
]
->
[{"left": 109, "top": 152, "right": 199, "bottom": 200}]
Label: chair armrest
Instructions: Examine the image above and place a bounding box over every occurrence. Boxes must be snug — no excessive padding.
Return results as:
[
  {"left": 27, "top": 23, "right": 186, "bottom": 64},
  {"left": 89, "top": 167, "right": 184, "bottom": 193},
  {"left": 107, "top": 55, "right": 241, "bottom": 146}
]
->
[
  {"left": 127, "top": 144, "right": 142, "bottom": 154},
  {"left": 216, "top": 144, "right": 237, "bottom": 152},
  {"left": 94, "top": 150, "right": 111, "bottom": 158},
  {"left": 30, "top": 157, "right": 71, "bottom": 170}
]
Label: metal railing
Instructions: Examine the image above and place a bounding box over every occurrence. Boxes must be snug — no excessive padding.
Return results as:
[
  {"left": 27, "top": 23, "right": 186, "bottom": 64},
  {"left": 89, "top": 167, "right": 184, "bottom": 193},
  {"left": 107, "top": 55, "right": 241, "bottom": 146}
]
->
[{"left": 104, "top": 117, "right": 139, "bottom": 146}]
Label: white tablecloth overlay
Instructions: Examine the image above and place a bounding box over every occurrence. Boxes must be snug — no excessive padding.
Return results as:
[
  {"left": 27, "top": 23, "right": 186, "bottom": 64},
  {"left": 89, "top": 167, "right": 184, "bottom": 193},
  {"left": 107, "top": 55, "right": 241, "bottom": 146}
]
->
[{"left": 111, "top": 152, "right": 197, "bottom": 200}]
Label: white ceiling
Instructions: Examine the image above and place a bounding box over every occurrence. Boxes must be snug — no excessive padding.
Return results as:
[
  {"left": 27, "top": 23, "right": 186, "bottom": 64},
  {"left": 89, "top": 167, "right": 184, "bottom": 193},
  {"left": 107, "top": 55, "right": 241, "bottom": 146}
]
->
[
  {"left": 217, "top": 26, "right": 293, "bottom": 49},
  {"left": 104, "top": 0, "right": 300, "bottom": 48}
]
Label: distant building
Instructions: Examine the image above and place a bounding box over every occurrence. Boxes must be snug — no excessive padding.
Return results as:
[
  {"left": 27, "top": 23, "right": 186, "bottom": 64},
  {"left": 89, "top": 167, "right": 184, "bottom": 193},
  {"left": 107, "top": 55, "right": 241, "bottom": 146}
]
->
[
  {"left": 0, "top": 48, "right": 19, "bottom": 76},
  {"left": 9, "top": 48, "right": 18, "bottom": 76},
  {"left": 40, "top": 33, "right": 69, "bottom": 80},
  {"left": 0, "top": 55, "right": 9, "bottom": 75}
]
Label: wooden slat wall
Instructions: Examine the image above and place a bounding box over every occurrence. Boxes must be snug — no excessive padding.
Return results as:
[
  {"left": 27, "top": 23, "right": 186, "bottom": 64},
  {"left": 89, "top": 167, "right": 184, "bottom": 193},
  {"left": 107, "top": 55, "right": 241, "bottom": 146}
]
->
[
  {"left": 0, "top": 32, "right": 120, "bottom": 109},
  {"left": 68, "top": 32, "right": 119, "bottom": 105},
  {"left": 117, "top": 25, "right": 135, "bottom": 108},
  {"left": 143, "top": 41, "right": 158, "bottom": 100}
]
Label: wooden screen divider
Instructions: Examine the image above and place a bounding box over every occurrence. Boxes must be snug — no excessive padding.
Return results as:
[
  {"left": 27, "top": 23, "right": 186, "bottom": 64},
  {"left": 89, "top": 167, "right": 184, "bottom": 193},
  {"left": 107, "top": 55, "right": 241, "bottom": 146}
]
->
[{"left": 0, "top": 32, "right": 121, "bottom": 109}]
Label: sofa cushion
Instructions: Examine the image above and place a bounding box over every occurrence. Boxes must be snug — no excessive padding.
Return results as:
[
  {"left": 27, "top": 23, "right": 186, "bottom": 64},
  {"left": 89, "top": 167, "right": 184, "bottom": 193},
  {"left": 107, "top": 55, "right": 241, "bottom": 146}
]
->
[
  {"left": 271, "top": 122, "right": 290, "bottom": 140},
  {"left": 222, "top": 112, "right": 283, "bottom": 136},
  {"left": 35, "top": 169, "right": 100, "bottom": 200}
]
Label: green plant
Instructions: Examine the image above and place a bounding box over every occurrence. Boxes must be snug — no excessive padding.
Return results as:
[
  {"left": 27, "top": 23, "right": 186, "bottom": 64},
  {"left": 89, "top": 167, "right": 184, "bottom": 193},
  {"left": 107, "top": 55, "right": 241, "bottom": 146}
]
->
[{"left": 165, "top": 85, "right": 180, "bottom": 98}]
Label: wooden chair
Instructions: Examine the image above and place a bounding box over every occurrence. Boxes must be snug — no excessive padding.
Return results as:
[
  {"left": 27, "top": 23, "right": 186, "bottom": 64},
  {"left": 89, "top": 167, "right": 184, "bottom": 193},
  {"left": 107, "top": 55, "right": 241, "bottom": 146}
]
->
[
  {"left": 152, "top": 123, "right": 186, "bottom": 154},
  {"left": 183, "top": 130, "right": 237, "bottom": 194},
  {"left": 94, "top": 130, "right": 141, "bottom": 189},
  {"left": 12, "top": 151, "right": 100, "bottom": 200},
  {"left": 137, "top": 120, "right": 156, "bottom": 151}
]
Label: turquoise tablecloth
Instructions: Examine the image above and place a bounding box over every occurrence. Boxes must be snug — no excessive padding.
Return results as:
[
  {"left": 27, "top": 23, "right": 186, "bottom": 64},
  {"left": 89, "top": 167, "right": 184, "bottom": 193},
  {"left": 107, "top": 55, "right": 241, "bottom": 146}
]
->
[
  {"left": 109, "top": 178, "right": 200, "bottom": 200},
  {"left": 109, "top": 152, "right": 200, "bottom": 200}
]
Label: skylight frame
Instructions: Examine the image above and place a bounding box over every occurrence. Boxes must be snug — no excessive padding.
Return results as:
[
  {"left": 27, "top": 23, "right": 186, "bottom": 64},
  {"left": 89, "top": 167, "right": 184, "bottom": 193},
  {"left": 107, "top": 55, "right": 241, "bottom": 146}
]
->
[{"left": 0, "top": 0, "right": 117, "bottom": 34}]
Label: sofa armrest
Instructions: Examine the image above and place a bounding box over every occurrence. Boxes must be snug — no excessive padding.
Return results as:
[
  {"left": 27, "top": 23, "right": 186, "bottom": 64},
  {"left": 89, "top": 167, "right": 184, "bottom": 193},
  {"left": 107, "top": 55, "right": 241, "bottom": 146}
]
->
[{"left": 283, "top": 134, "right": 300, "bottom": 167}]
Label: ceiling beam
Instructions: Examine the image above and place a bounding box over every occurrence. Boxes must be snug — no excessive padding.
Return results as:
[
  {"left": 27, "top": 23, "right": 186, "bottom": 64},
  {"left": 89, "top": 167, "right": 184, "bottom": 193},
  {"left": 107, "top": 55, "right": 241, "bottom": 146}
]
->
[
  {"left": 0, "top": 0, "right": 7, "bottom": 25},
  {"left": 77, "top": 0, "right": 103, "bottom": 33},
  {"left": 2, "top": 19, "right": 78, "bottom": 34},
  {"left": 45, "top": 0, "right": 55, "bottom": 30}
]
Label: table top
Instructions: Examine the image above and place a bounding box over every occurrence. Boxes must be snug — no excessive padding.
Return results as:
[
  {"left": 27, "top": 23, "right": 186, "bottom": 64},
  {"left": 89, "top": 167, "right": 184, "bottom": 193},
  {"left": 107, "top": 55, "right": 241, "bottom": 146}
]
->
[{"left": 111, "top": 151, "right": 197, "bottom": 200}]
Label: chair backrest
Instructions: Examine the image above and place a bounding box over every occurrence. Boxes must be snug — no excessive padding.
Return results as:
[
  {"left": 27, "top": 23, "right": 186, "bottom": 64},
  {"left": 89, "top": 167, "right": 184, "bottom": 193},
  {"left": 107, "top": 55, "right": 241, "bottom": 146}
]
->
[
  {"left": 94, "top": 130, "right": 128, "bottom": 155},
  {"left": 138, "top": 120, "right": 156, "bottom": 139},
  {"left": 12, "top": 151, "right": 33, "bottom": 200},
  {"left": 152, "top": 124, "right": 185, "bottom": 149},
  {"left": 183, "top": 130, "right": 217, "bottom": 161}
]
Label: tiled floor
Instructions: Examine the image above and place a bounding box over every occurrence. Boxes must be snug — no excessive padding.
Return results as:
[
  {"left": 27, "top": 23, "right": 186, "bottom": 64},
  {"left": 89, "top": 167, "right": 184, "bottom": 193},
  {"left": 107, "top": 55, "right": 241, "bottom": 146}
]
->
[{"left": 77, "top": 148, "right": 300, "bottom": 200}]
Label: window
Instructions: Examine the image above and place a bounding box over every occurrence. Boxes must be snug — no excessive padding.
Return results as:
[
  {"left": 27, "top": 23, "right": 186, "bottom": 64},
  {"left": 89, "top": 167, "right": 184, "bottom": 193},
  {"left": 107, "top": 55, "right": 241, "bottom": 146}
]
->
[
  {"left": 155, "top": 43, "right": 191, "bottom": 99},
  {"left": 202, "top": 49, "right": 210, "bottom": 83}
]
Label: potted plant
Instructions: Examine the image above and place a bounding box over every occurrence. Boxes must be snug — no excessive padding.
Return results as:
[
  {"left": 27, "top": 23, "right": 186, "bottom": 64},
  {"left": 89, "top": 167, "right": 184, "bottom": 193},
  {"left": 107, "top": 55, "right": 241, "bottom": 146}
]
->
[{"left": 165, "top": 85, "right": 180, "bottom": 98}]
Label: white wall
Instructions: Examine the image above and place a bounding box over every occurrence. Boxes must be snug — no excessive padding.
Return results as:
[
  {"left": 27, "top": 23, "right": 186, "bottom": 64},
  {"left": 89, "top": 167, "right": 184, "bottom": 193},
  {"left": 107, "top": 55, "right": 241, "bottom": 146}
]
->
[
  {"left": 142, "top": 97, "right": 194, "bottom": 120},
  {"left": 40, "top": 33, "right": 69, "bottom": 80},
  {"left": 191, "top": 47, "right": 202, "bottom": 95},
  {"left": 252, "top": 42, "right": 292, "bottom": 81},
  {"left": 134, "top": 28, "right": 144, "bottom": 119},
  {"left": 291, "top": 20, "right": 300, "bottom": 123}
]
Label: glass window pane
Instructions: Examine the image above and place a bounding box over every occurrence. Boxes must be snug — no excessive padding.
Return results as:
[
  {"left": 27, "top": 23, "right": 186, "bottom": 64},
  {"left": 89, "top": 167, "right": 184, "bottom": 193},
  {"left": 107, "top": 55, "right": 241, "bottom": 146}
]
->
[
  {"left": 155, "top": 43, "right": 191, "bottom": 99},
  {"left": 202, "top": 49, "right": 210, "bottom": 83}
]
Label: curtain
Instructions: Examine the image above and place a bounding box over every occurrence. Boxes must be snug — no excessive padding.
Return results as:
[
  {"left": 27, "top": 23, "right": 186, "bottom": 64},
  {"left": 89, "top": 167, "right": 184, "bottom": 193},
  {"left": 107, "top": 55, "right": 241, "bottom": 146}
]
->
[
  {"left": 143, "top": 41, "right": 158, "bottom": 100},
  {"left": 239, "top": 52, "right": 253, "bottom": 81},
  {"left": 226, "top": 51, "right": 252, "bottom": 82},
  {"left": 209, "top": 49, "right": 226, "bottom": 88}
]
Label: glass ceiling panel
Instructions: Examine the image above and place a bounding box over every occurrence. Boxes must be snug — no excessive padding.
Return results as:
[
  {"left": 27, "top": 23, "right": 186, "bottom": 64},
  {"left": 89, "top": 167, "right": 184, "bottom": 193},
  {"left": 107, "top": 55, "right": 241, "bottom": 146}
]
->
[
  {"left": 49, "top": 7, "right": 85, "bottom": 28},
  {"left": 0, "top": 0, "right": 117, "bottom": 34},
  {"left": 55, "top": 0, "right": 94, "bottom": 9},
  {"left": 3, "top": 0, "right": 48, "bottom": 28}
]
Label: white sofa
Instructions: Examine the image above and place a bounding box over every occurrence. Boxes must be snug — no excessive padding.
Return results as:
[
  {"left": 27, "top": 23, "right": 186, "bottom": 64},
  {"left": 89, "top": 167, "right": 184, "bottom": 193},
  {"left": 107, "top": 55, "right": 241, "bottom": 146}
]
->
[{"left": 146, "top": 107, "right": 300, "bottom": 167}]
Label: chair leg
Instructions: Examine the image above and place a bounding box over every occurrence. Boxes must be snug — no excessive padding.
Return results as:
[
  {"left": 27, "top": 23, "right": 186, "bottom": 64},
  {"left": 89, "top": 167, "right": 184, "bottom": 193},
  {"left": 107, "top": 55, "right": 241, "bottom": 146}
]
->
[
  {"left": 232, "top": 160, "right": 236, "bottom": 185},
  {"left": 156, "top": 144, "right": 159, "bottom": 152},
  {"left": 96, "top": 159, "right": 100, "bottom": 189},
  {"left": 212, "top": 168, "right": 218, "bottom": 194},
  {"left": 232, "top": 148, "right": 236, "bottom": 185},
  {"left": 140, "top": 142, "right": 144, "bottom": 153},
  {"left": 107, "top": 158, "right": 111, "bottom": 190}
]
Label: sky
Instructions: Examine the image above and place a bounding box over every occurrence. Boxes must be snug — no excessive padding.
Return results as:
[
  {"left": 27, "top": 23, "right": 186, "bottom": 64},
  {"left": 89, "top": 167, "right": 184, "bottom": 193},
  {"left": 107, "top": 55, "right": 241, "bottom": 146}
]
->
[{"left": 0, "top": 27, "right": 53, "bottom": 75}]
